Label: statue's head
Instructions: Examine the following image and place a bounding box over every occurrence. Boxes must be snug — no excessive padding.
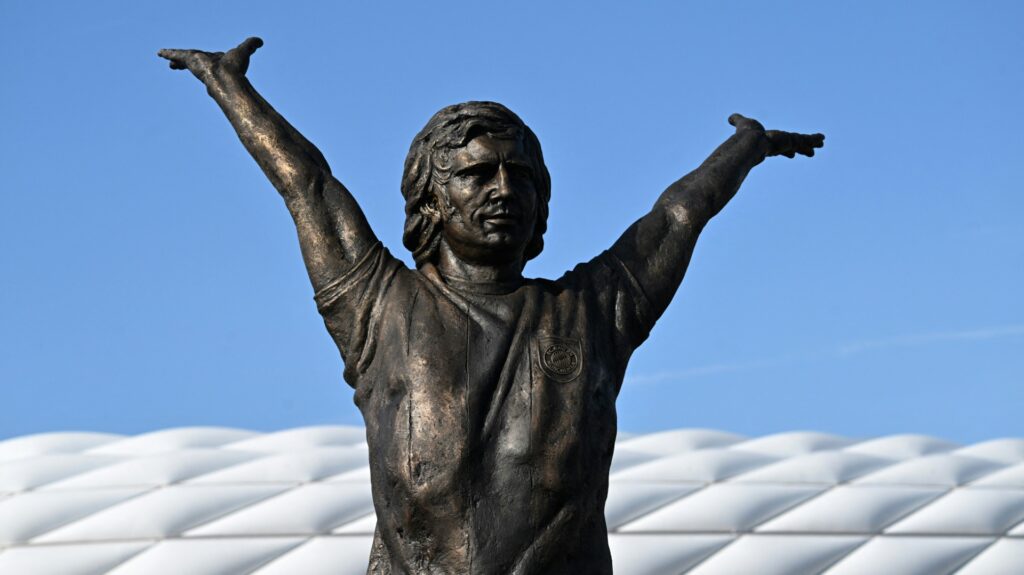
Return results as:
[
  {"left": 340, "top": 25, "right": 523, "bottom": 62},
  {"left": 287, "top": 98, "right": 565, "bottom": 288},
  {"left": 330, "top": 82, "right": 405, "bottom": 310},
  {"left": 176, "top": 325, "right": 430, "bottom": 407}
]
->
[{"left": 401, "top": 101, "right": 551, "bottom": 269}]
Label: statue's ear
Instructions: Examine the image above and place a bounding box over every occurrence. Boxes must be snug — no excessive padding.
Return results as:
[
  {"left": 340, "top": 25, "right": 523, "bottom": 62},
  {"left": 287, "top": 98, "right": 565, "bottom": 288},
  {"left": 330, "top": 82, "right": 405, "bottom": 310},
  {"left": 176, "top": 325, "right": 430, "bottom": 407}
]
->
[
  {"left": 422, "top": 185, "right": 448, "bottom": 223},
  {"left": 422, "top": 194, "right": 440, "bottom": 219}
]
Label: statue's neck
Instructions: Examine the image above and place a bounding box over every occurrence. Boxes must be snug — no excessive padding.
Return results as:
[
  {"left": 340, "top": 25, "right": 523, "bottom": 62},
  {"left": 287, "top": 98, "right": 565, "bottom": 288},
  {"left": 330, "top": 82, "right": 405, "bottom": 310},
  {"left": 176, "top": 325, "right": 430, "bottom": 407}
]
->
[{"left": 435, "top": 241, "right": 524, "bottom": 285}]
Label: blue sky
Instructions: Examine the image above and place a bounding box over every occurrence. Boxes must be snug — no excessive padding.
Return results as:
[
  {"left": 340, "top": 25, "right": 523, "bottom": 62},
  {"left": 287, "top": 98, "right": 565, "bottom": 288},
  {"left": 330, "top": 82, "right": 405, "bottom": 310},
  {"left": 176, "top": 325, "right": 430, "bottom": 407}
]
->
[{"left": 2, "top": 2, "right": 1021, "bottom": 442}]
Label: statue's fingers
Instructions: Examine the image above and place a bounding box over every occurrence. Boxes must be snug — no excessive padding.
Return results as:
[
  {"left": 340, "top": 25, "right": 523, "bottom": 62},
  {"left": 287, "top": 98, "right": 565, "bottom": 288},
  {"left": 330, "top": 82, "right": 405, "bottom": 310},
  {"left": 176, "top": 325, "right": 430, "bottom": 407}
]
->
[
  {"left": 790, "top": 136, "right": 810, "bottom": 156},
  {"left": 157, "top": 49, "right": 189, "bottom": 69},
  {"left": 802, "top": 134, "right": 824, "bottom": 156},
  {"left": 157, "top": 48, "right": 183, "bottom": 61}
]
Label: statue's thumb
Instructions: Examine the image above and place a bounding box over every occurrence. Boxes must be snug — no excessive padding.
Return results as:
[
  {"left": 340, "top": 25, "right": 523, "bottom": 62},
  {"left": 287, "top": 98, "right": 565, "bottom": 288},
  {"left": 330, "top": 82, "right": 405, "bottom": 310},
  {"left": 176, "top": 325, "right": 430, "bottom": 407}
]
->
[{"left": 239, "top": 37, "right": 264, "bottom": 54}]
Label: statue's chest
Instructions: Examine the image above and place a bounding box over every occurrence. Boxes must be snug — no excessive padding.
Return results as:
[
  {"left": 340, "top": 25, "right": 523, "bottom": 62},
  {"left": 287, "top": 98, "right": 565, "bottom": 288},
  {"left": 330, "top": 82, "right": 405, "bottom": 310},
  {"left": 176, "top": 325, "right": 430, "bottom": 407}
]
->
[{"left": 366, "top": 284, "right": 613, "bottom": 492}]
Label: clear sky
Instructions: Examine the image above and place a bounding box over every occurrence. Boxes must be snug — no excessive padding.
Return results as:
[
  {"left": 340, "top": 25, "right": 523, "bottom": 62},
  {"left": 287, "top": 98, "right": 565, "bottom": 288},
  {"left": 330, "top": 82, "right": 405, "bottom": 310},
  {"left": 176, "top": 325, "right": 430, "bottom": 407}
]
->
[{"left": 2, "top": 2, "right": 1021, "bottom": 443}]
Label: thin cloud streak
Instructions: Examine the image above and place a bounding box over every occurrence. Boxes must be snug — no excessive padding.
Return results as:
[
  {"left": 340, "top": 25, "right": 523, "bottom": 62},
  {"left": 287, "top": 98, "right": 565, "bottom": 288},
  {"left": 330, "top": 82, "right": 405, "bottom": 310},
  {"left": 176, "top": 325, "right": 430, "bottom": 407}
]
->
[
  {"left": 627, "top": 323, "right": 1024, "bottom": 387},
  {"left": 838, "top": 324, "right": 1024, "bottom": 355},
  {"left": 627, "top": 355, "right": 805, "bottom": 386}
]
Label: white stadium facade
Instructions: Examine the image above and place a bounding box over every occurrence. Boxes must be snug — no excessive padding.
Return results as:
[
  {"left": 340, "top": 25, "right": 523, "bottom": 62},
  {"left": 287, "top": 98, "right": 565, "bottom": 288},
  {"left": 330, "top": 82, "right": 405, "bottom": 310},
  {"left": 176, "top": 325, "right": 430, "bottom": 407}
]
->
[{"left": 1, "top": 426, "right": 1023, "bottom": 575}]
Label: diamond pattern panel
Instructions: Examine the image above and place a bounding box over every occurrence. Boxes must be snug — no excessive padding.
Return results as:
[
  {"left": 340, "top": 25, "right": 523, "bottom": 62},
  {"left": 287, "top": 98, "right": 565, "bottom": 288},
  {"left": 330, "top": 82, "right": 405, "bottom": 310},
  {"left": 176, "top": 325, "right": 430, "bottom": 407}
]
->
[
  {"left": 32, "top": 484, "right": 289, "bottom": 543},
  {"left": 106, "top": 537, "right": 305, "bottom": 575},
  {"left": 0, "top": 542, "right": 150, "bottom": 575},
  {"left": 821, "top": 536, "right": 994, "bottom": 575},
  {"left": 0, "top": 426, "right": 1021, "bottom": 574},
  {"left": 755, "top": 485, "right": 946, "bottom": 534},
  {"left": 617, "top": 483, "right": 826, "bottom": 533},
  {"left": 688, "top": 535, "right": 868, "bottom": 575}
]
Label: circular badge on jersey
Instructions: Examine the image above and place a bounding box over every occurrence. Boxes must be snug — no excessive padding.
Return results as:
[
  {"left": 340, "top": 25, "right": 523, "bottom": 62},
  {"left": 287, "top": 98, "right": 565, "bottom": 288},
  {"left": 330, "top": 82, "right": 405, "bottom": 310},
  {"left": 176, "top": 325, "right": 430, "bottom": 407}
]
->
[{"left": 538, "top": 335, "right": 583, "bottom": 382}]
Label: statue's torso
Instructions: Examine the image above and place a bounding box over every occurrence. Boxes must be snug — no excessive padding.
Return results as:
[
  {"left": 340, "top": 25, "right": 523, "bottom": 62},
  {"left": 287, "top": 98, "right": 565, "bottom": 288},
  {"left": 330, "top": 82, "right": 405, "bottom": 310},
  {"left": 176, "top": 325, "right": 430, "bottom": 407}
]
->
[{"left": 316, "top": 244, "right": 654, "bottom": 574}]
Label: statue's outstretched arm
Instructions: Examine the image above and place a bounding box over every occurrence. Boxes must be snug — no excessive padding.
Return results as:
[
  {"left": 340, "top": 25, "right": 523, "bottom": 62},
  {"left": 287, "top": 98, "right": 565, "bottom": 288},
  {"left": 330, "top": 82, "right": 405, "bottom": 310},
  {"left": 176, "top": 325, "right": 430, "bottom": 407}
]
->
[
  {"left": 609, "top": 114, "right": 824, "bottom": 319},
  {"left": 159, "top": 38, "right": 377, "bottom": 291}
]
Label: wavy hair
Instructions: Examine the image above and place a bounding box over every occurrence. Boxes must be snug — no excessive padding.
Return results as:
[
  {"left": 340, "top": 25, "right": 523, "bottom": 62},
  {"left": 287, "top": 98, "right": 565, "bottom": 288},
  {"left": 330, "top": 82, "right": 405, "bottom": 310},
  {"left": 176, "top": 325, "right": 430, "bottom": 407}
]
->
[{"left": 401, "top": 101, "right": 551, "bottom": 268}]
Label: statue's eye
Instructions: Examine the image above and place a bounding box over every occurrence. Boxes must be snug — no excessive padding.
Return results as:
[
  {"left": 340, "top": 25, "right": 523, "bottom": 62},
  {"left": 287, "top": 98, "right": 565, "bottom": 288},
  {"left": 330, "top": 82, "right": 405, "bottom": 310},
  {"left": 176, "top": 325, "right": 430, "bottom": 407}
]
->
[
  {"left": 508, "top": 164, "right": 534, "bottom": 181},
  {"left": 457, "top": 164, "right": 496, "bottom": 180}
]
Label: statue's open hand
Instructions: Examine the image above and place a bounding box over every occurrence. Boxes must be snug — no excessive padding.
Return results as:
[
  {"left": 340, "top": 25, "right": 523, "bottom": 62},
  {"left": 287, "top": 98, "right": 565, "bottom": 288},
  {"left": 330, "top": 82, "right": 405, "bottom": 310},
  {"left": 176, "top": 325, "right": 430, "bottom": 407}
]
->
[
  {"left": 158, "top": 37, "right": 264, "bottom": 84},
  {"left": 728, "top": 113, "right": 825, "bottom": 159}
]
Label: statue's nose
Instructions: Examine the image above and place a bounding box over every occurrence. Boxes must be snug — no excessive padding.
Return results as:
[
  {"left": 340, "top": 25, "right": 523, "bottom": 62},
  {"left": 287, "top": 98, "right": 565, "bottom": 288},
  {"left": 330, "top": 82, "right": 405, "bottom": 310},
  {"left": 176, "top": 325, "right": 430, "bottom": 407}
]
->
[{"left": 492, "top": 164, "right": 514, "bottom": 199}]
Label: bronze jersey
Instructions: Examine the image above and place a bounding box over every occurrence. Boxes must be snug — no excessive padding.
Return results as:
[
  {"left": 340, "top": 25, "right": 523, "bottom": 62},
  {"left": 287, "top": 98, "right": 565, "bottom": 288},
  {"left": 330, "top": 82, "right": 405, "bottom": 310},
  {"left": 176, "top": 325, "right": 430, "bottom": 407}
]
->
[{"left": 316, "top": 243, "right": 655, "bottom": 574}]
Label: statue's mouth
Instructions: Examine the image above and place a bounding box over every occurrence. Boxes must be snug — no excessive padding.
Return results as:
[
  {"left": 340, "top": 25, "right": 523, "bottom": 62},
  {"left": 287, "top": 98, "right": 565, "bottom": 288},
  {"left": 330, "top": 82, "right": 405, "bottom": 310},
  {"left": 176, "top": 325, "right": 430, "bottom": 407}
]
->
[{"left": 480, "top": 211, "right": 521, "bottom": 226}]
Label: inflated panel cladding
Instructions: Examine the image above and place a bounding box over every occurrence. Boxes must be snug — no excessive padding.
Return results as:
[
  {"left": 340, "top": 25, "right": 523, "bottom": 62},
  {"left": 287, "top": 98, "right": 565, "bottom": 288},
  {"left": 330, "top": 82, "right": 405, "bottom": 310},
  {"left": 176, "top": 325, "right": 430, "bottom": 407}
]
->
[{"left": 0, "top": 426, "right": 1022, "bottom": 575}]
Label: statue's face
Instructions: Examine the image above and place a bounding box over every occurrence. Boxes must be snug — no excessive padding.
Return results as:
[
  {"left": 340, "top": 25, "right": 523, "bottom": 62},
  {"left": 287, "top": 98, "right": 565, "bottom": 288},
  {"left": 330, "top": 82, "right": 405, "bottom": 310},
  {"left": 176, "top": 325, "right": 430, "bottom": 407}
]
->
[{"left": 440, "top": 135, "right": 538, "bottom": 265}]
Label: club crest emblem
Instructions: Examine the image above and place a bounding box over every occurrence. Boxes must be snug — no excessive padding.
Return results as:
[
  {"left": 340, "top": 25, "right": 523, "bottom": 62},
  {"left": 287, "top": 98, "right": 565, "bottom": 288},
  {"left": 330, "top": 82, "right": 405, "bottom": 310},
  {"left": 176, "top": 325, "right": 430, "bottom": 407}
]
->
[{"left": 538, "top": 336, "right": 583, "bottom": 382}]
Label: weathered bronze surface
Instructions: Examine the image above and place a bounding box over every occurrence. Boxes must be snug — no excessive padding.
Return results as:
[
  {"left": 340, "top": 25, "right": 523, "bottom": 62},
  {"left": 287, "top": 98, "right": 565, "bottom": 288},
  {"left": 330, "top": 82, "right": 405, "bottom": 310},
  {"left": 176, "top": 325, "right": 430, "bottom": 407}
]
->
[{"left": 159, "top": 38, "right": 824, "bottom": 574}]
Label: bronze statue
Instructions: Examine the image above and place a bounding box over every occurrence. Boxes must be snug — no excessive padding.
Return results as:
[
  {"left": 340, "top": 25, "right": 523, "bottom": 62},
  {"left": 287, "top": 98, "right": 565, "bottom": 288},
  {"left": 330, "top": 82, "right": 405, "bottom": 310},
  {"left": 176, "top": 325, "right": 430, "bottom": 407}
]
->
[{"left": 159, "top": 37, "right": 823, "bottom": 574}]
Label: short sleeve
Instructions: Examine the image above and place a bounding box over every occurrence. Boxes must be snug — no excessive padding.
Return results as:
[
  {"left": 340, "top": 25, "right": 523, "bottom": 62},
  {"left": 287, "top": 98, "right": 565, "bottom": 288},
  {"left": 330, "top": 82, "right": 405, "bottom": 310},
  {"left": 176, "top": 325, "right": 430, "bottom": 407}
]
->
[
  {"left": 314, "top": 242, "right": 404, "bottom": 387},
  {"left": 561, "top": 250, "right": 657, "bottom": 362}
]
